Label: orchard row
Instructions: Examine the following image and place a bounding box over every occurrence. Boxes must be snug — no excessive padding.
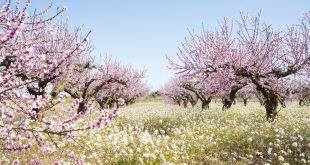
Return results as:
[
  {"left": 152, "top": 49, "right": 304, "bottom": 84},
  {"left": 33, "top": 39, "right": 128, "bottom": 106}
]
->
[{"left": 162, "top": 11, "right": 310, "bottom": 121}]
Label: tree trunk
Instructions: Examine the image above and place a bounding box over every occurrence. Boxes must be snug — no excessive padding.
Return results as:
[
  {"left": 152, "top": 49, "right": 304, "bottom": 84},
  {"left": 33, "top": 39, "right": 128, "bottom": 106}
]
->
[
  {"left": 183, "top": 100, "right": 188, "bottom": 108},
  {"left": 243, "top": 99, "right": 248, "bottom": 106},
  {"left": 77, "top": 101, "right": 85, "bottom": 113},
  {"left": 254, "top": 81, "right": 279, "bottom": 121},
  {"left": 176, "top": 100, "right": 181, "bottom": 106},
  {"left": 201, "top": 97, "right": 211, "bottom": 110},
  {"left": 202, "top": 101, "right": 209, "bottom": 110},
  {"left": 222, "top": 86, "right": 242, "bottom": 111},
  {"left": 108, "top": 102, "right": 114, "bottom": 109},
  {"left": 222, "top": 99, "right": 233, "bottom": 111},
  {"left": 248, "top": 76, "right": 282, "bottom": 121},
  {"left": 97, "top": 100, "right": 105, "bottom": 109},
  {"left": 264, "top": 95, "right": 278, "bottom": 121}
]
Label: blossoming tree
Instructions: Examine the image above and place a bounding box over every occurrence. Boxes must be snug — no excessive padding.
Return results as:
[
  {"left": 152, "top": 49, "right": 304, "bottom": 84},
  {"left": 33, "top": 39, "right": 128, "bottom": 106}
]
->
[
  {"left": 160, "top": 77, "right": 198, "bottom": 108},
  {"left": 93, "top": 57, "right": 149, "bottom": 109},
  {"left": 169, "top": 11, "right": 310, "bottom": 121},
  {"left": 0, "top": 1, "right": 121, "bottom": 156}
]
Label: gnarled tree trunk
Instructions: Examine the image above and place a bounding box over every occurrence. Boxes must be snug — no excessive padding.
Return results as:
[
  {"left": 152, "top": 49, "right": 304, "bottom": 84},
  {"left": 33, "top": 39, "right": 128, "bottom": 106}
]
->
[
  {"left": 182, "top": 99, "right": 188, "bottom": 108},
  {"left": 253, "top": 81, "right": 280, "bottom": 121},
  {"left": 201, "top": 97, "right": 212, "bottom": 110},
  {"left": 264, "top": 93, "right": 278, "bottom": 121},
  {"left": 222, "top": 86, "right": 243, "bottom": 111},
  {"left": 77, "top": 101, "right": 86, "bottom": 113},
  {"left": 108, "top": 102, "right": 115, "bottom": 109},
  {"left": 243, "top": 98, "right": 248, "bottom": 106},
  {"left": 222, "top": 99, "right": 232, "bottom": 110},
  {"left": 176, "top": 100, "right": 181, "bottom": 106}
]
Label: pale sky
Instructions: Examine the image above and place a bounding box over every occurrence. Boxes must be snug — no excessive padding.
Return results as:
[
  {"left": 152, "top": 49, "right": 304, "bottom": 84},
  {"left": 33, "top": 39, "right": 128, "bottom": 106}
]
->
[{"left": 29, "top": 0, "right": 310, "bottom": 91}]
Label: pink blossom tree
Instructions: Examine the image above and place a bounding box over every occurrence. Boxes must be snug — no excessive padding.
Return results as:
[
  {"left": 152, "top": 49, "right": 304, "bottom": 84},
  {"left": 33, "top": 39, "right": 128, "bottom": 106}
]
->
[
  {"left": 169, "top": 11, "right": 310, "bottom": 121},
  {"left": 120, "top": 70, "right": 149, "bottom": 106},
  {"left": 160, "top": 77, "right": 198, "bottom": 108},
  {"left": 92, "top": 57, "right": 149, "bottom": 108},
  {"left": 63, "top": 57, "right": 128, "bottom": 112},
  {"left": 0, "top": 1, "right": 117, "bottom": 157}
]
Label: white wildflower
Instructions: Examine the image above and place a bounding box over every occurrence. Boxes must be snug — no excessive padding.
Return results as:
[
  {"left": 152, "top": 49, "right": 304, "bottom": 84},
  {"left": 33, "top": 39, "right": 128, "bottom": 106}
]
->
[
  {"left": 292, "top": 142, "right": 298, "bottom": 148},
  {"left": 278, "top": 155, "right": 284, "bottom": 161}
]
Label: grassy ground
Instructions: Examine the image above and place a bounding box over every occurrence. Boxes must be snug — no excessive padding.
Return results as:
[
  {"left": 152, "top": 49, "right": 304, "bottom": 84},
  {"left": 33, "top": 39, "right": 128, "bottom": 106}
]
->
[{"left": 1, "top": 100, "right": 309, "bottom": 164}]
